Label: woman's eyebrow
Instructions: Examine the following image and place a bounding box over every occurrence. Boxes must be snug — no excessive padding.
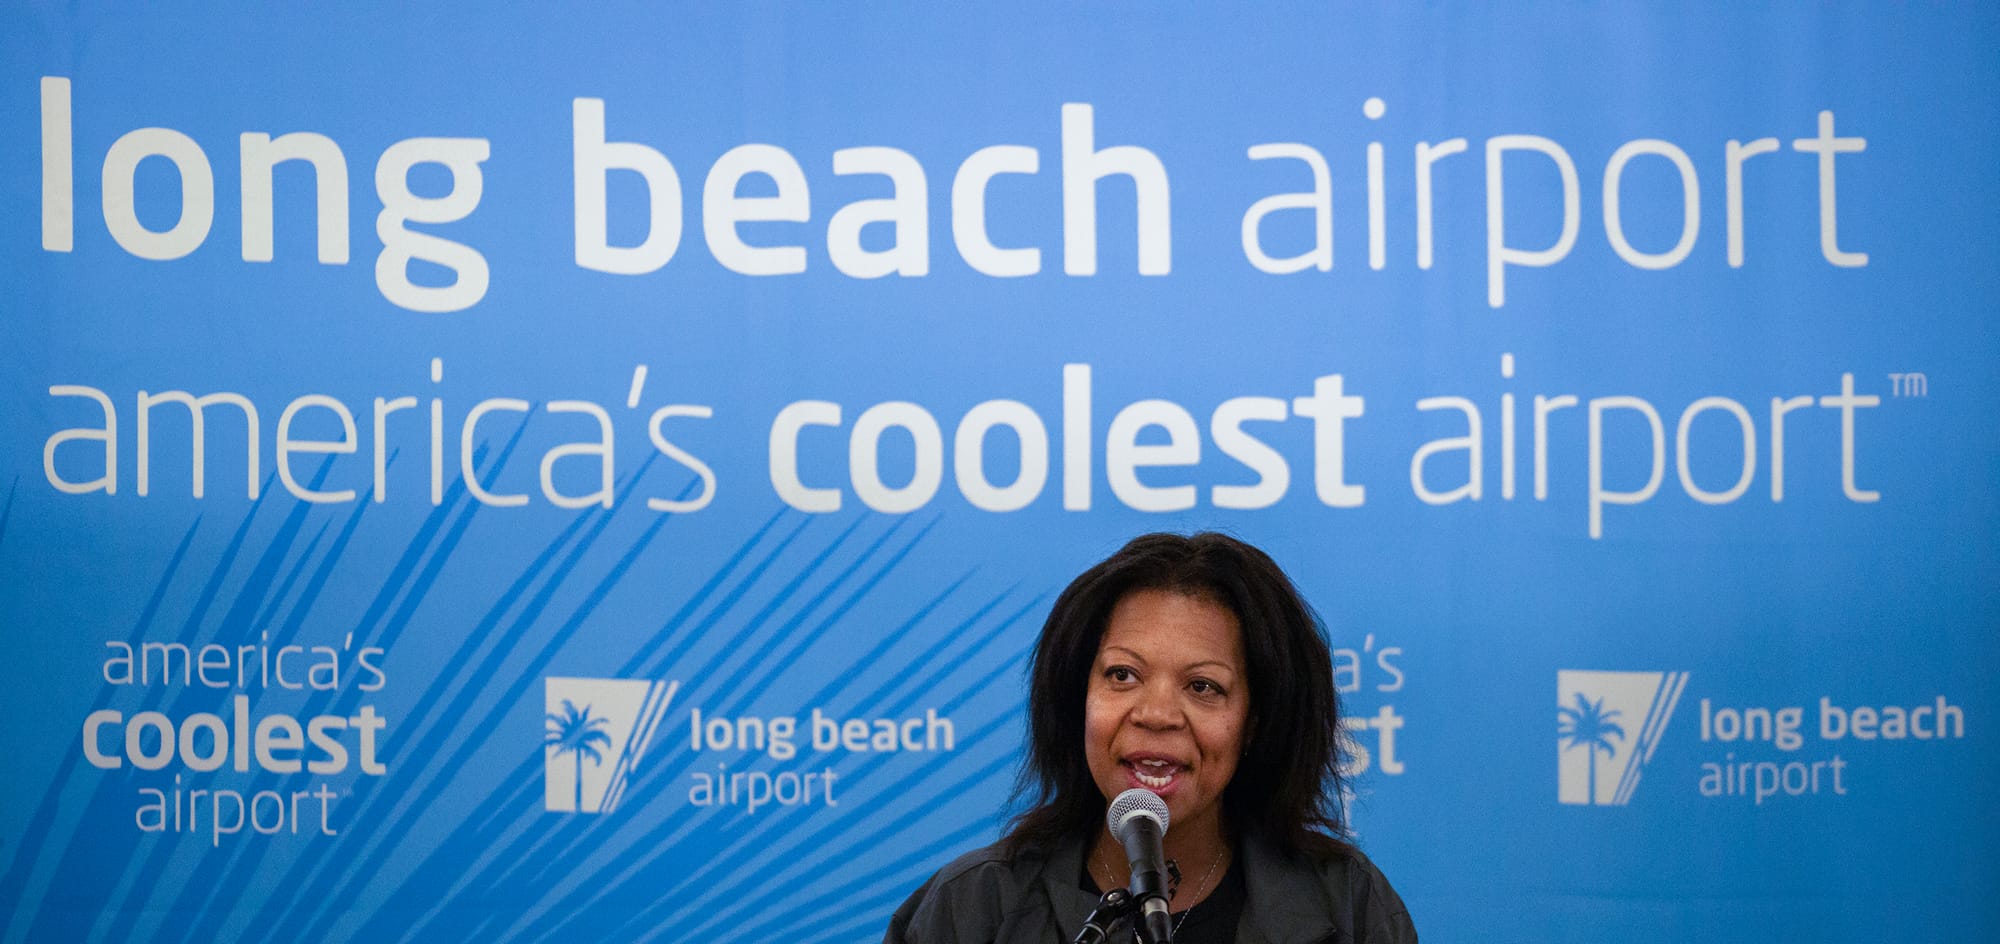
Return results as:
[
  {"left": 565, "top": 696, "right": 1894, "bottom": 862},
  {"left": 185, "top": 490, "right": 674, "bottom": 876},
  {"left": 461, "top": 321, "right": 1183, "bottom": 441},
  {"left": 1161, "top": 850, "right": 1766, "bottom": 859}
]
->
[
  {"left": 1097, "top": 645, "right": 1146, "bottom": 664},
  {"left": 1100, "top": 647, "right": 1237, "bottom": 675}
]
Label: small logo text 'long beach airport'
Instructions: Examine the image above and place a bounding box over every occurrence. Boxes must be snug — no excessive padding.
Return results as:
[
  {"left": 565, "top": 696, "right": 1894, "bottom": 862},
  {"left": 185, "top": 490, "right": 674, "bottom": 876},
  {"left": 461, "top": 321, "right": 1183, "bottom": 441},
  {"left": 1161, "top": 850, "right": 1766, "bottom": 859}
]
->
[
  {"left": 544, "top": 677, "right": 678, "bottom": 814},
  {"left": 1557, "top": 670, "right": 1688, "bottom": 806}
]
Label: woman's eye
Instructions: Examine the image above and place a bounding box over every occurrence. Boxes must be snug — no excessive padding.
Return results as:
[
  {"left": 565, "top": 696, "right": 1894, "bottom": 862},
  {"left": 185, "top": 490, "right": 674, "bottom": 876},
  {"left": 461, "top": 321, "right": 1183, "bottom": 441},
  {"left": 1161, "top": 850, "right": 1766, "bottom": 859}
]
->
[
  {"left": 1190, "top": 679, "right": 1224, "bottom": 696},
  {"left": 1106, "top": 666, "right": 1136, "bottom": 683}
]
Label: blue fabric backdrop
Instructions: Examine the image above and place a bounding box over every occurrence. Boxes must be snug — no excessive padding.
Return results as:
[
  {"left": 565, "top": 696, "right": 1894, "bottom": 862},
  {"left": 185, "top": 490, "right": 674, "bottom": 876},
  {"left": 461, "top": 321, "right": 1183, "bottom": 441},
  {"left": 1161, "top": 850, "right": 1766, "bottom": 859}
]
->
[{"left": 3, "top": 5, "right": 1995, "bottom": 942}]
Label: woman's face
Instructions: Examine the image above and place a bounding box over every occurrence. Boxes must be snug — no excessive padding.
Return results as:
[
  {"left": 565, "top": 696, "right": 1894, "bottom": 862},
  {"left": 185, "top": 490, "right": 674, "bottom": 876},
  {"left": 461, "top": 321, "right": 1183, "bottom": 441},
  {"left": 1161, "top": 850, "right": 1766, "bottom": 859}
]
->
[{"left": 1084, "top": 588, "right": 1251, "bottom": 843}]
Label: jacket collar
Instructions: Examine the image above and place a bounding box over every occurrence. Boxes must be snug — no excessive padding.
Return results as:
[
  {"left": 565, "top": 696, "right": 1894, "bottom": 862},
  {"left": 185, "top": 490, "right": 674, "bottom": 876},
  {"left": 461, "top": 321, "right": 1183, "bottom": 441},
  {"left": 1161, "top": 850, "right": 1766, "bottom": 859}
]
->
[
  {"left": 1042, "top": 839, "right": 1103, "bottom": 943},
  {"left": 1238, "top": 830, "right": 1336, "bottom": 944}
]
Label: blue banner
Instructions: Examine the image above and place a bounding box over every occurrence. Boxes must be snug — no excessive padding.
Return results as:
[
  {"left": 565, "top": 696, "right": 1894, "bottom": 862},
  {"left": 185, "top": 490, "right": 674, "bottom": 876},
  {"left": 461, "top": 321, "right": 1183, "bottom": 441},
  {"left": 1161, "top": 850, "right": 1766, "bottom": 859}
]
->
[{"left": 3, "top": 5, "right": 1995, "bottom": 942}]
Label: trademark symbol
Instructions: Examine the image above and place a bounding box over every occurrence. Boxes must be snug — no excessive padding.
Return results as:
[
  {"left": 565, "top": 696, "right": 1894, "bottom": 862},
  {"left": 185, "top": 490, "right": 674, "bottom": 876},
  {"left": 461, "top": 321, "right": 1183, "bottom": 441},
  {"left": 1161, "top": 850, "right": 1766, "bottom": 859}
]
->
[{"left": 1887, "top": 372, "right": 1928, "bottom": 398}]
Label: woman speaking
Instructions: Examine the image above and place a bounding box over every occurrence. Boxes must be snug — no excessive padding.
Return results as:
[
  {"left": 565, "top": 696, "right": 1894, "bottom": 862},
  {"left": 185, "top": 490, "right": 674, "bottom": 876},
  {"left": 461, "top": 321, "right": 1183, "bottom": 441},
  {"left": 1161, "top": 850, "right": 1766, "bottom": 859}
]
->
[{"left": 887, "top": 532, "right": 1415, "bottom": 943}]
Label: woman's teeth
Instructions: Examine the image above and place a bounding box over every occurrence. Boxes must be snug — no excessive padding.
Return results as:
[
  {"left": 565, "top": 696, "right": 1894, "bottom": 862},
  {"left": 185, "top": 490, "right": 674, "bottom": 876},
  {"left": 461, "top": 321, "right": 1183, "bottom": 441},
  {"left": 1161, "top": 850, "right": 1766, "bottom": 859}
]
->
[{"left": 1132, "top": 760, "right": 1178, "bottom": 789}]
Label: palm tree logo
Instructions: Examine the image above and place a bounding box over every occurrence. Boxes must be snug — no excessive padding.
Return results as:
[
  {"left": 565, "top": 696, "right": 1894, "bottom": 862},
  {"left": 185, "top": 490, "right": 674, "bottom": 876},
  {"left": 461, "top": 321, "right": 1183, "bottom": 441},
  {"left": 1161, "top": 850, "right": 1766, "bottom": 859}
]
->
[
  {"left": 1557, "top": 692, "right": 1626, "bottom": 806},
  {"left": 545, "top": 699, "right": 613, "bottom": 812}
]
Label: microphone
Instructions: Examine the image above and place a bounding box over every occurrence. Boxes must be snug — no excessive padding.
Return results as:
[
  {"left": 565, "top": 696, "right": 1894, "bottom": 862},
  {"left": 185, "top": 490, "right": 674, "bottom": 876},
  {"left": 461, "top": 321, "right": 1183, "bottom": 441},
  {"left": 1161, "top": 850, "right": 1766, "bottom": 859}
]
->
[{"left": 1106, "top": 788, "right": 1174, "bottom": 943}]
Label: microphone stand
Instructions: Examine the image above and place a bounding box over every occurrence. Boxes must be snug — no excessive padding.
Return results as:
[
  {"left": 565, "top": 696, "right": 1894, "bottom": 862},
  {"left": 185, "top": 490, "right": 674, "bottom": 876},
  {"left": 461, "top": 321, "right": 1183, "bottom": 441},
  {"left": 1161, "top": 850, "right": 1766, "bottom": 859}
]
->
[
  {"left": 1070, "top": 886, "right": 1173, "bottom": 944},
  {"left": 1080, "top": 856, "right": 1184, "bottom": 944},
  {"left": 1070, "top": 887, "right": 1134, "bottom": 944}
]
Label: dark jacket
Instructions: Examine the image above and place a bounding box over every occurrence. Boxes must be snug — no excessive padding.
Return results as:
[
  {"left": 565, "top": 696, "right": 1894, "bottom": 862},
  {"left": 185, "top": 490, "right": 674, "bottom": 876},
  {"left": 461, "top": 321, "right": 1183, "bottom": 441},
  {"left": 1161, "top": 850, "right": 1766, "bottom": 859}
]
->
[{"left": 884, "top": 831, "right": 1416, "bottom": 944}]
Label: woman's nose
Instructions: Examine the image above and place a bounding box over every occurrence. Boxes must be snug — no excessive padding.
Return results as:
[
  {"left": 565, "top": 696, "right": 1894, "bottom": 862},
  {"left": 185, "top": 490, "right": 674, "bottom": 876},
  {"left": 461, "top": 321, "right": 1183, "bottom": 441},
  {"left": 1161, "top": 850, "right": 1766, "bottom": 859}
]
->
[{"left": 1130, "top": 682, "right": 1184, "bottom": 729}]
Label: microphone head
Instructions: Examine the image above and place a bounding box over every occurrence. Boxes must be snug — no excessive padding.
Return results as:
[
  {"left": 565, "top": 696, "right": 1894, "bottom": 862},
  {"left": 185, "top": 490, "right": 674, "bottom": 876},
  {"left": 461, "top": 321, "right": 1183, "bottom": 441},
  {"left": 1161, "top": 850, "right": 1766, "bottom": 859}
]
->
[{"left": 1106, "top": 787, "right": 1170, "bottom": 843}]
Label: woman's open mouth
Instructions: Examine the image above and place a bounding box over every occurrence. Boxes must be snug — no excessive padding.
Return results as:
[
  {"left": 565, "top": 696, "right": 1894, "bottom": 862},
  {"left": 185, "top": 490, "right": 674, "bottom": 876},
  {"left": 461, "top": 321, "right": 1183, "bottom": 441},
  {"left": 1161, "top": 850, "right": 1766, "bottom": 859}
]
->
[{"left": 1123, "top": 757, "right": 1185, "bottom": 792}]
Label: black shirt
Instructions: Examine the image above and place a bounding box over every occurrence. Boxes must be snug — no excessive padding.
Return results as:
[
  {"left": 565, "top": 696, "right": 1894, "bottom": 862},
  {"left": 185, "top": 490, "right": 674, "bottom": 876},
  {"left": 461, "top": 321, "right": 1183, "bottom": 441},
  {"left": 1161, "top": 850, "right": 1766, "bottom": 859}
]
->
[{"left": 1168, "top": 856, "right": 1245, "bottom": 943}]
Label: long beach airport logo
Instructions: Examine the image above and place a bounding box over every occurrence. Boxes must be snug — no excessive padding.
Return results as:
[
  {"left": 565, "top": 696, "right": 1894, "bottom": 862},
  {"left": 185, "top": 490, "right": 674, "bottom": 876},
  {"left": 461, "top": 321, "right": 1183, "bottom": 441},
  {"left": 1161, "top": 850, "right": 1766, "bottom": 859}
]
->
[
  {"left": 1557, "top": 670, "right": 1688, "bottom": 806},
  {"left": 544, "top": 677, "right": 678, "bottom": 813}
]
